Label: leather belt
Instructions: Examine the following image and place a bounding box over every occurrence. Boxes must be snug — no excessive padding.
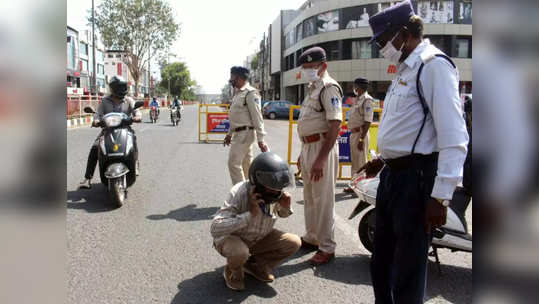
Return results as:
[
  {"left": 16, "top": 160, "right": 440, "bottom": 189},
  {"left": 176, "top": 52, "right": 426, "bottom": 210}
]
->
[
  {"left": 301, "top": 132, "right": 327, "bottom": 144},
  {"left": 384, "top": 153, "right": 438, "bottom": 171},
  {"left": 350, "top": 127, "right": 362, "bottom": 133},
  {"left": 234, "top": 126, "right": 254, "bottom": 132}
]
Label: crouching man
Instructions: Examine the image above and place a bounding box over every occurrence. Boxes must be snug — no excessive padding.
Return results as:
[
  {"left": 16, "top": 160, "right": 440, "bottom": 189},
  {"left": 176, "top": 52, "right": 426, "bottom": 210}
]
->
[{"left": 210, "top": 152, "right": 301, "bottom": 291}]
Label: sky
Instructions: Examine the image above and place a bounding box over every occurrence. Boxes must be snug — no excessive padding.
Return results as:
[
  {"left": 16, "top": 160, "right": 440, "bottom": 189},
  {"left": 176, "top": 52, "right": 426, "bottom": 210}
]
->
[{"left": 67, "top": 0, "right": 306, "bottom": 94}]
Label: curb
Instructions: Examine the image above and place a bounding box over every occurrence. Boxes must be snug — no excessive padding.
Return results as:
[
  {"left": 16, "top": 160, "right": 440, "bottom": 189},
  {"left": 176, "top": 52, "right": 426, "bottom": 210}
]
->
[{"left": 67, "top": 116, "right": 94, "bottom": 129}]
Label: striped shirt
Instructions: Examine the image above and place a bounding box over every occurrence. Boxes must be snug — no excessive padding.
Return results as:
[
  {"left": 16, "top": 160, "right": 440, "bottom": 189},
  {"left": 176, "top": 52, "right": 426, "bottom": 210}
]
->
[{"left": 211, "top": 181, "right": 293, "bottom": 248}]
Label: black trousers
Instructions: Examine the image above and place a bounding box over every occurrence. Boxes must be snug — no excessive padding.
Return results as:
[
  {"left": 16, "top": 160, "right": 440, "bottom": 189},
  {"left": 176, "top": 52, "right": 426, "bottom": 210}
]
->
[
  {"left": 84, "top": 131, "right": 138, "bottom": 179},
  {"left": 371, "top": 156, "right": 437, "bottom": 304}
]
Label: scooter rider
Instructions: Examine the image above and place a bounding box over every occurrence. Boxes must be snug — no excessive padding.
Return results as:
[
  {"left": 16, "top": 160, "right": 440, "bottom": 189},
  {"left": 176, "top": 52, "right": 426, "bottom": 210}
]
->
[
  {"left": 78, "top": 76, "right": 142, "bottom": 189},
  {"left": 171, "top": 96, "right": 182, "bottom": 119},
  {"left": 150, "top": 97, "right": 160, "bottom": 115}
]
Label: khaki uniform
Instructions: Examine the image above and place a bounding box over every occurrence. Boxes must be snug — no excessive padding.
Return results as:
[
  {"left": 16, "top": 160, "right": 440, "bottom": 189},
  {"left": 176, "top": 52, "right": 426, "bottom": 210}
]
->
[
  {"left": 348, "top": 92, "right": 374, "bottom": 173},
  {"left": 297, "top": 71, "right": 342, "bottom": 253},
  {"left": 227, "top": 83, "right": 266, "bottom": 185}
]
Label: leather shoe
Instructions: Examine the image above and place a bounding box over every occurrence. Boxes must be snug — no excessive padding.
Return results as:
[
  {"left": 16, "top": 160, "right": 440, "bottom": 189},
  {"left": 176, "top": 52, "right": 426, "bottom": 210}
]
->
[{"left": 309, "top": 250, "right": 335, "bottom": 266}]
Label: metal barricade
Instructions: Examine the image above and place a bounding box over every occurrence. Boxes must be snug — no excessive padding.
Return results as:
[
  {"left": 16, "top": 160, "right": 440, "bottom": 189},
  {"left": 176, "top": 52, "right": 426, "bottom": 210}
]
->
[
  {"left": 198, "top": 103, "right": 230, "bottom": 143},
  {"left": 287, "top": 105, "right": 382, "bottom": 180}
]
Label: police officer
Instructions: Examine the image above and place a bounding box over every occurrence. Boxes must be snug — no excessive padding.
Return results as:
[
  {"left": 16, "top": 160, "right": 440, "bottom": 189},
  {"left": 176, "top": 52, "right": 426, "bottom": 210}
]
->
[
  {"left": 78, "top": 76, "right": 142, "bottom": 189},
  {"left": 344, "top": 77, "right": 374, "bottom": 193},
  {"left": 296, "top": 47, "right": 343, "bottom": 265},
  {"left": 362, "top": 1, "right": 469, "bottom": 302},
  {"left": 223, "top": 66, "right": 268, "bottom": 186}
]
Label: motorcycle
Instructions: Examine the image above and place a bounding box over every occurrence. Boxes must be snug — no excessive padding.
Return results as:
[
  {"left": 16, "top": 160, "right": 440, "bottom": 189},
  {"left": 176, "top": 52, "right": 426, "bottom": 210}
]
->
[
  {"left": 170, "top": 106, "right": 181, "bottom": 126},
  {"left": 150, "top": 106, "right": 159, "bottom": 123},
  {"left": 348, "top": 172, "right": 472, "bottom": 271},
  {"left": 83, "top": 102, "right": 143, "bottom": 207}
]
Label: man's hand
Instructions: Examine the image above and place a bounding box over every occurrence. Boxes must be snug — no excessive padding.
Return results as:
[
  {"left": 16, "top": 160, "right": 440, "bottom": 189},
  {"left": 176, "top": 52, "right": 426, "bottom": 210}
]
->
[
  {"left": 258, "top": 141, "right": 269, "bottom": 152},
  {"left": 358, "top": 158, "right": 384, "bottom": 178},
  {"left": 425, "top": 198, "right": 447, "bottom": 234},
  {"left": 248, "top": 187, "right": 264, "bottom": 217},
  {"left": 91, "top": 120, "right": 101, "bottom": 128},
  {"left": 310, "top": 155, "right": 327, "bottom": 182},
  {"left": 278, "top": 191, "right": 291, "bottom": 209},
  {"left": 223, "top": 134, "right": 232, "bottom": 147},
  {"left": 357, "top": 139, "right": 364, "bottom": 151}
]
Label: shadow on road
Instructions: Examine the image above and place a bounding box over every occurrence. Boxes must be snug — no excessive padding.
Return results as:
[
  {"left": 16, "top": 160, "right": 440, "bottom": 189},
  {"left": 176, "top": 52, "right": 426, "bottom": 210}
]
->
[
  {"left": 67, "top": 185, "right": 117, "bottom": 213},
  {"left": 147, "top": 204, "right": 220, "bottom": 222},
  {"left": 171, "top": 267, "right": 277, "bottom": 304}
]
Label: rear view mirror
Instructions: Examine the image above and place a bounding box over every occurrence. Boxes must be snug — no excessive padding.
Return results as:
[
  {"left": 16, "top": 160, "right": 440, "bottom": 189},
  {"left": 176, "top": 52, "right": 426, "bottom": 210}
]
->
[
  {"left": 84, "top": 107, "right": 95, "bottom": 114},
  {"left": 134, "top": 101, "right": 144, "bottom": 109}
]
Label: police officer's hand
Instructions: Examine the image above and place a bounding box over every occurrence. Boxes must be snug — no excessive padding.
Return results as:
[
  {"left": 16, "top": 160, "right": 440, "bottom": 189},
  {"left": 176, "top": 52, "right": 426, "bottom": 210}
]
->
[
  {"left": 357, "top": 139, "right": 364, "bottom": 151},
  {"left": 311, "top": 156, "right": 326, "bottom": 182},
  {"left": 258, "top": 141, "right": 269, "bottom": 152},
  {"left": 248, "top": 187, "right": 264, "bottom": 217},
  {"left": 425, "top": 198, "right": 447, "bottom": 234},
  {"left": 278, "top": 191, "right": 291, "bottom": 209},
  {"left": 358, "top": 158, "right": 384, "bottom": 178},
  {"left": 223, "top": 134, "right": 232, "bottom": 147}
]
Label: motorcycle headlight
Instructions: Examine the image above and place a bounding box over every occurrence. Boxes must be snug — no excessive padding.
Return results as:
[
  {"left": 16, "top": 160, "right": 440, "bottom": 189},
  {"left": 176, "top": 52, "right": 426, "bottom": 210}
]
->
[{"left": 103, "top": 115, "right": 123, "bottom": 127}]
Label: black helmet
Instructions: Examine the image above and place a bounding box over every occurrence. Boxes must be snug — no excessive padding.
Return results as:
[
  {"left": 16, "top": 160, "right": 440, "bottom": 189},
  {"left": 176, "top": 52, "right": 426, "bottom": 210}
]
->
[
  {"left": 109, "top": 76, "right": 128, "bottom": 99},
  {"left": 249, "top": 152, "right": 293, "bottom": 204}
]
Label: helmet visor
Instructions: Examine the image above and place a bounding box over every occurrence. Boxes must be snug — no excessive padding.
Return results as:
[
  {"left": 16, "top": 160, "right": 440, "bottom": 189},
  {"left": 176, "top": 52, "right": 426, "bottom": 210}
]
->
[{"left": 255, "top": 168, "right": 295, "bottom": 191}]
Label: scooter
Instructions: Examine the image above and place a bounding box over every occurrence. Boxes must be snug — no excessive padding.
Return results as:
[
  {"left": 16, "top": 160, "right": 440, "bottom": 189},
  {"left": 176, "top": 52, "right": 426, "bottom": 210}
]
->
[
  {"left": 348, "top": 171, "right": 472, "bottom": 271},
  {"left": 83, "top": 102, "right": 143, "bottom": 207},
  {"left": 150, "top": 106, "right": 159, "bottom": 123},
  {"left": 170, "top": 106, "right": 181, "bottom": 126}
]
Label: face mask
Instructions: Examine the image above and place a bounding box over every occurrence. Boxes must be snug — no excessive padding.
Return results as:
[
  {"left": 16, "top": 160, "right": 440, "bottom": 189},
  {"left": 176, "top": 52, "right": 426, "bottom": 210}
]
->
[
  {"left": 380, "top": 31, "right": 405, "bottom": 63},
  {"left": 302, "top": 67, "right": 320, "bottom": 82}
]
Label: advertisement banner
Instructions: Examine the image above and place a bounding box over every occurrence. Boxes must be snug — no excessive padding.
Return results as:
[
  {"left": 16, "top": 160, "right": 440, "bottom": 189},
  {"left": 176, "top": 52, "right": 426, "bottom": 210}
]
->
[
  {"left": 207, "top": 113, "right": 229, "bottom": 133},
  {"left": 417, "top": 1, "right": 454, "bottom": 24},
  {"left": 338, "top": 126, "right": 351, "bottom": 163}
]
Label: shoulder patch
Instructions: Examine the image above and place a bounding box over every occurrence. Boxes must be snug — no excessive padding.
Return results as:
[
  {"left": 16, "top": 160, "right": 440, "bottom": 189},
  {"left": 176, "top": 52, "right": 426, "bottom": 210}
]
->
[
  {"left": 331, "top": 96, "right": 341, "bottom": 108},
  {"left": 253, "top": 97, "right": 260, "bottom": 105}
]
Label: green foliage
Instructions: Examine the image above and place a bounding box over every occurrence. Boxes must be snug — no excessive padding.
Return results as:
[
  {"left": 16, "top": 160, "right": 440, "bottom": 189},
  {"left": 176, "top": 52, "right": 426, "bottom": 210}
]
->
[
  {"left": 250, "top": 54, "right": 259, "bottom": 71},
  {"left": 220, "top": 83, "right": 232, "bottom": 103},
  {"left": 158, "top": 62, "right": 197, "bottom": 100},
  {"left": 92, "top": 0, "right": 180, "bottom": 95}
]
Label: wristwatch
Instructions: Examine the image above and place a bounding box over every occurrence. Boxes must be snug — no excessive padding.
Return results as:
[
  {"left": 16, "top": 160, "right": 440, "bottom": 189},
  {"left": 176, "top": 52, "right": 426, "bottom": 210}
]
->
[{"left": 433, "top": 197, "right": 450, "bottom": 207}]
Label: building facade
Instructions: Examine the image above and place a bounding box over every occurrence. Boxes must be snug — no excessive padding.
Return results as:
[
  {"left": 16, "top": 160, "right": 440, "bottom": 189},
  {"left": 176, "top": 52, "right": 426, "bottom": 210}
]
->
[
  {"left": 104, "top": 50, "right": 149, "bottom": 97},
  {"left": 266, "top": 0, "right": 472, "bottom": 104},
  {"left": 78, "top": 29, "right": 106, "bottom": 94},
  {"left": 66, "top": 26, "right": 81, "bottom": 94}
]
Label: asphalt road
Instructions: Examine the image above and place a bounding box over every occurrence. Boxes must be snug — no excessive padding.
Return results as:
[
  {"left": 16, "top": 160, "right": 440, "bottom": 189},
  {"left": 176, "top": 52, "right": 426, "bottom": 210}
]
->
[{"left": 67, "top": 105, "right": 472, "bottom": 304}]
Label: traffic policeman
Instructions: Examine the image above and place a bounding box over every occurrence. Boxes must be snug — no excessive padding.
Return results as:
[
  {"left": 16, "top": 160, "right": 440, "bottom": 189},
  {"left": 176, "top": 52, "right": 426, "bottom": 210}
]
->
[
  {"left": 344, "top": 77, "right": 374, "bottom": 193},
  {"left": 296, "top": 47, "right": 343, "bottom": 265},
  {"left": 362, "top": 1, "right": 469, "bottom": 303},
  {"left": 224, "top": 66, "right": 268, "bottom": 186}
]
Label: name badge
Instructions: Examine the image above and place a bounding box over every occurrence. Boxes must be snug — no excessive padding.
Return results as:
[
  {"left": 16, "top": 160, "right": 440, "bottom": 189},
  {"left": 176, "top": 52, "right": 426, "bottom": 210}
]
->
[{"left": 398, "top": 80, "right": 408, "bottom": 86}]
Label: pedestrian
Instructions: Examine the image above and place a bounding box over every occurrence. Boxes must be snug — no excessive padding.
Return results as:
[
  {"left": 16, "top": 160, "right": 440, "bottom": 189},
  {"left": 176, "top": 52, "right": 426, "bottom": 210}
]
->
[
  {"left": 343, "top": 77, "right": 374, "bottom": 193},
  {"left": 361, "top": 1, "right": 469, "bottom": 303},
  {"left": 296, "top": 46, "right": 343, "bottom": 265},
  {"left": 223, "top": 66, "right": 268, "bottom": 186},
  {"left": 210, "top": 152, "right": 301, "bottom": 291},
  {"left": 78, "top": 76, "right": 142, "bottom": 189}
]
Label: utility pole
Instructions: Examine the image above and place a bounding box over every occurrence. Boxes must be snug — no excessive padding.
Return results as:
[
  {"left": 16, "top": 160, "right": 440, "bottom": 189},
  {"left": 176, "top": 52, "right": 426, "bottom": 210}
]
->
[
  {"left": 261, "top": 32, "right": 266, "bottom": 100},
  {"left": 91, "top": 0, "right": 97, "bottom": 95},
  {"left": 148, "top": 43, "right": 151, "bottom": 97}
]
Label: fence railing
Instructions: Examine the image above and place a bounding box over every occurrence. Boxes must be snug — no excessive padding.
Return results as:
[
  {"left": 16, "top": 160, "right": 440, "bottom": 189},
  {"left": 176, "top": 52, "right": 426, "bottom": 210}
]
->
[{"left": 66, "top": 95, "right": 102, "bottom": 119}]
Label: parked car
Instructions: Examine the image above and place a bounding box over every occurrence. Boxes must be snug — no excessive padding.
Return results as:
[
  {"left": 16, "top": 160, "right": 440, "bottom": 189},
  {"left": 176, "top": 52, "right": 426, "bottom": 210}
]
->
[{"left": 262, "top": 101, "right": 300, "bottom": 119}]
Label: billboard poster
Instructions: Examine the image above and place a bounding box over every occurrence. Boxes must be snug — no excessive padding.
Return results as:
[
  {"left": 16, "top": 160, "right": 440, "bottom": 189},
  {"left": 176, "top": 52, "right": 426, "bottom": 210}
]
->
[
  {"left": 417, "top": 1, "right": 454, "bottom": 24},
  {"left": 207, "top": 113, "right": 229, "bottom": 133},
  {"left": 458, "top": 0, "right": 472, "bottom": 24},
  {"left": 303, "top": 17, "right": 316, "bottom": 38},
  {"left": 338, "top": 125, "right": 351, "bottom": 163},
  {"left": 317, "top": 10, "right": 339, "bottom": 33}
]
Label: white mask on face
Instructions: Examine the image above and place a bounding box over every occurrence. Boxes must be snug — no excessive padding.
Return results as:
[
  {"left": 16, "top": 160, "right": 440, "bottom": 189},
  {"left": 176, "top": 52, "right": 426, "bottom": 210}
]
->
[
  {"left": 302, "top": 67, "right": 320, "bottom": 82},
  {"left": 380, "top": 31, "right": 405, "bottom": 63}
]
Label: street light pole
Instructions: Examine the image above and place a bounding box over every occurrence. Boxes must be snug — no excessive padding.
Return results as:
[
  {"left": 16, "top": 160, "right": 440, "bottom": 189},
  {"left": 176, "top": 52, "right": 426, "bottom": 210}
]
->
[{"left": 91, "top": 0, "right": 97, "bottom": 95}]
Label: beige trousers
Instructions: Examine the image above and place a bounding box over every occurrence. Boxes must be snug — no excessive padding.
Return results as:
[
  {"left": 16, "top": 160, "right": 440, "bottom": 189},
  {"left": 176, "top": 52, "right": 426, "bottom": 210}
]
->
[
  {"left": 215, "top": 230, "right": 301, "bottom": 273},
  {"left": 228, "top": 130, "right": 255, "bottom": 185},
  {"left": 300, "top": 140, "right": 339, "bottom": 253},
  {"left": 350, "top": 132, "right": 369, "bottom": 174}
]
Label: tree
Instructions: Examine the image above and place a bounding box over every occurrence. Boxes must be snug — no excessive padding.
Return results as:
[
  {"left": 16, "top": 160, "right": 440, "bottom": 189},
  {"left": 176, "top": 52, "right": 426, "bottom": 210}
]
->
[
  {"left": 250, "top": 54, "right": 259, "bottom": 71},
  {"left": 158, "top": 62, "right": 196, "bottom": 100},
  {"left": 220, "top": 83, "right": 232, "bottom": 104},
  {"left": 93, "top": 0, "right": 180, "bottom": 96}
]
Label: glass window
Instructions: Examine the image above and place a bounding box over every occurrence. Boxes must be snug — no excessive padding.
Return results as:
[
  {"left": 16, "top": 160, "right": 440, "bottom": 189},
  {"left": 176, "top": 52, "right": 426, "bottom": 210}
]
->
[
  {"left": 107, "top": 54, "right": 113, "bottom": 58},
  {"left": 457, "top": 0, "right": 472, "bottom": 24},
  {"left": 285, "top": 30, "right": 295, "bottom": 49},
  {"left": 351, "top": 40, "right": 372, "bottom": 59},
  {"left": 296, "top": 23, "right": 303, "bottom": 42},
  {"left": 81, "top": 59, "right": 88, "bottom": 71},
  {"left": 303, "top": 17, "right": 316, "bottom": 38},
  {"left": 97, "top": 64, "right": 104, "bottom": 75},
  {"left": 456, "top": 38, "right": 470, "bottom": 58},
  {"left": 116, "top": 54, "right": 122, "bottom": 58},
  {"left": 317, "top": 10, "right": 339, "bottom": 33},
  {"left": 416, "top": 1, "right": 454, "bottom": 24},
  {"left": 80, "top": 43, "right": 88, "bottom": 56}
]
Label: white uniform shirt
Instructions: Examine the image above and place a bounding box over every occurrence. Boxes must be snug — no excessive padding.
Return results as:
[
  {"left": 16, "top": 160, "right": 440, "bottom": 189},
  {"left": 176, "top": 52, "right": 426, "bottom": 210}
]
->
[
  {"left": 227, "top": 83, "right": 266, "bottom": 141},
  {"left": 377, "top": 39, "right": 469, "bottom": 200}
]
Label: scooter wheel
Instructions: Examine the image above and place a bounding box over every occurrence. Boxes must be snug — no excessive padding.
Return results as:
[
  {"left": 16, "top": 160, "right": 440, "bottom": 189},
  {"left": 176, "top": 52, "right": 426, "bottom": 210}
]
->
[{"left": 358, "top": 209, "right": 376, "bottom": 253}]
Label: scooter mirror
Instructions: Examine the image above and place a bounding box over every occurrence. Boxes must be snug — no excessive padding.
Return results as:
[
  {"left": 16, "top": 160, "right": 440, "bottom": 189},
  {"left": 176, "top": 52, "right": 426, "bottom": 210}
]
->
[
  {"left": 134, "top": 101, "right": 144, "bottom": 109},
  {"left": 84, "top": 107, "right": 95, "bottom": 114}
]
